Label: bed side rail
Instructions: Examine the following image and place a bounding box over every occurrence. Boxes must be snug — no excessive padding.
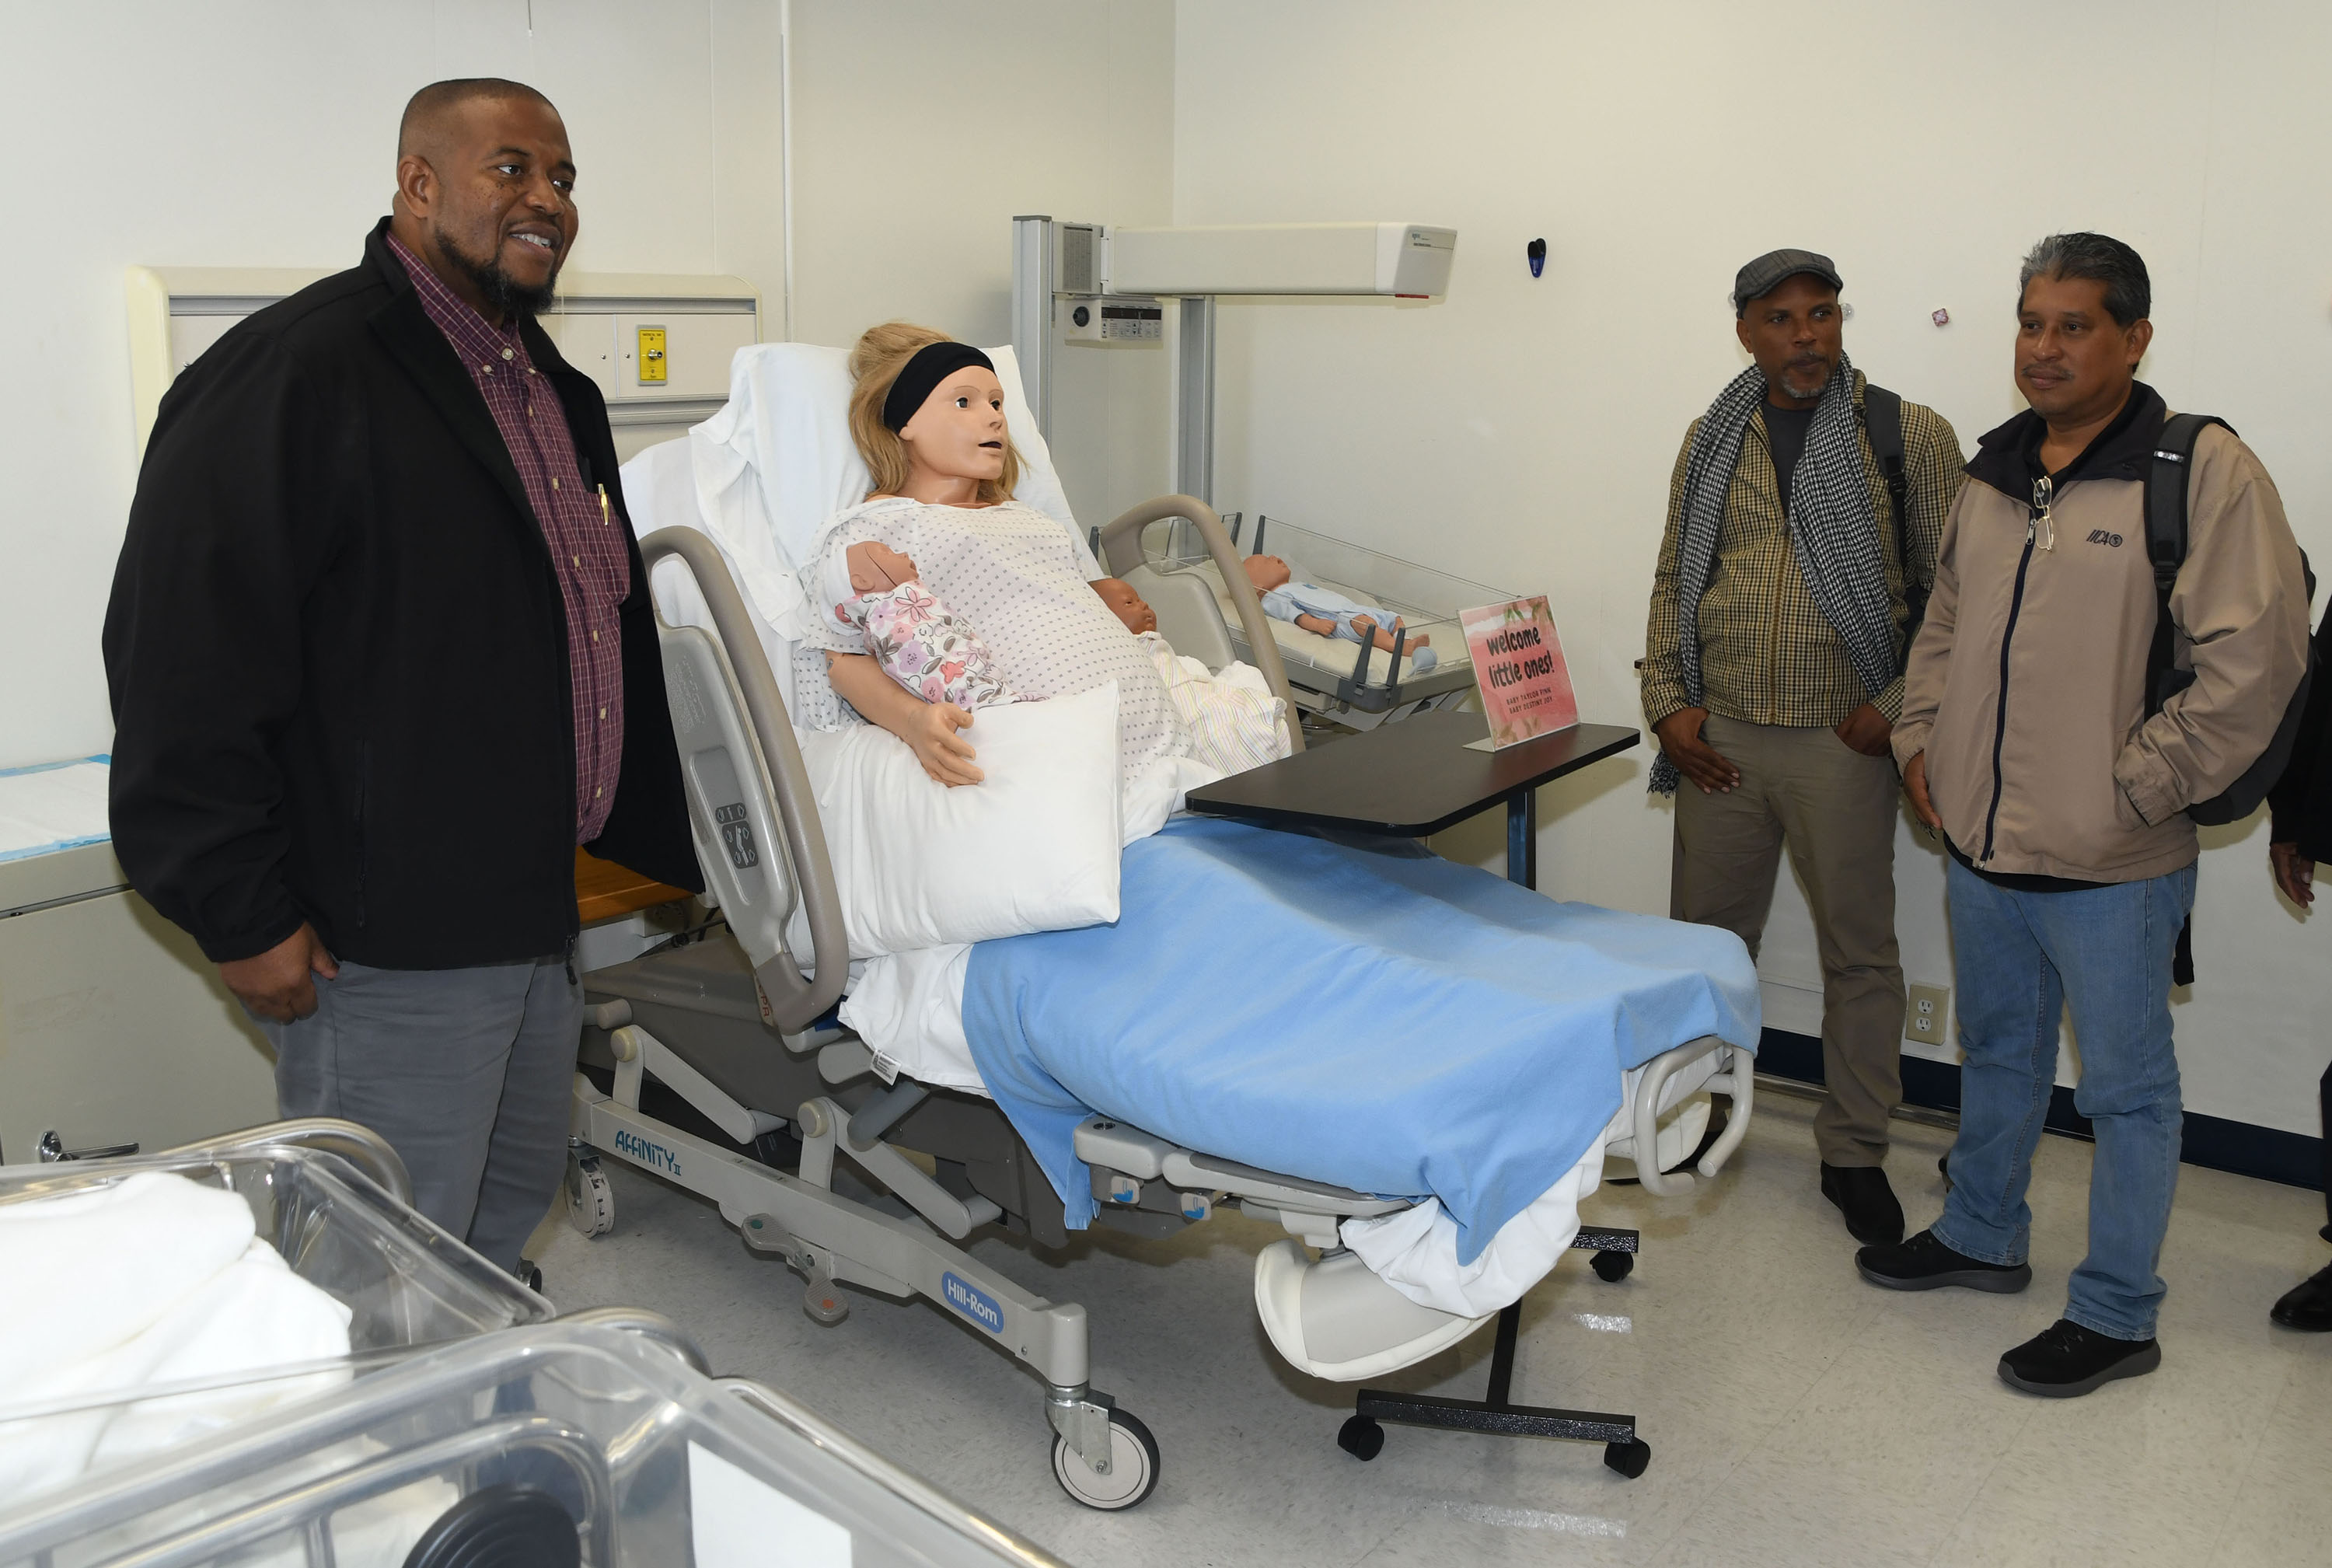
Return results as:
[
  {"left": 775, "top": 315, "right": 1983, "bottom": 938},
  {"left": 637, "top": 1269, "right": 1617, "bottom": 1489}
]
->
[
  {"left": 1098, "top": 494, "right": 1305, "bottom": 755},
  {"left": 641, "top": 526, "right": 847, "bottom": 1032},
  {"left": 1632, "top": 1036, "right": 1756, "bottom": 1198}
]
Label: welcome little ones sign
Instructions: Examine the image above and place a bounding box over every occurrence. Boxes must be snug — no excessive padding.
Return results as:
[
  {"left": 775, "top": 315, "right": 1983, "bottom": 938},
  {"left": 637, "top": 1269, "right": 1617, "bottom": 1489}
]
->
[{"left": 1461, "top": 595, "right": 1578, "bottom": 749}]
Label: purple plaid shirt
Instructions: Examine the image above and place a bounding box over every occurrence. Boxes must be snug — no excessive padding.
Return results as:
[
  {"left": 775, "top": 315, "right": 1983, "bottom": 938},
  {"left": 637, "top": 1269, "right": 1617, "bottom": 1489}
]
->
[{"left": 389, "top": 234, "right": 626, "bottom": 843}]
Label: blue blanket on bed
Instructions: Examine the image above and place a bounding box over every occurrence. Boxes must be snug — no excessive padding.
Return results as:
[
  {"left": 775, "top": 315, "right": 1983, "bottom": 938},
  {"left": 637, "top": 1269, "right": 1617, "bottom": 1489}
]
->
[{"left": 961, "top": 816, "right": 1758, "bottom": 1265}]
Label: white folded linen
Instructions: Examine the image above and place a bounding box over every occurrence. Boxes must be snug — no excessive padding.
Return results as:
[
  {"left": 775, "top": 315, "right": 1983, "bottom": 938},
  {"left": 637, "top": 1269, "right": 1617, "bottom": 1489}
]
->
[{"left": 0, "top": 1172, "right": 354, "bottom": 1503}]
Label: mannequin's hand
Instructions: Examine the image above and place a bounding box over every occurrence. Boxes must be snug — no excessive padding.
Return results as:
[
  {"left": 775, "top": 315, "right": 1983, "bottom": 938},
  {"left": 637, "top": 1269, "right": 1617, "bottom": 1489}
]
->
[
  {"left": 1902, "top": 751, "right": 1943, "bottom": 829},
  {"left": 1834, "top": 702, "right": 1894, "bottom": 757},
  {"left": 910, "top": 703, "right": 983, "bottom": 787},
  {"left": 2271, "top": 840, "right": 2316, "bottom": 909},
  {"left": 1653, "top": 707, "right": 1740, "bottom": 794},
  {"left": 220, "top": 923, "right": 339, "bottom": 1023}
]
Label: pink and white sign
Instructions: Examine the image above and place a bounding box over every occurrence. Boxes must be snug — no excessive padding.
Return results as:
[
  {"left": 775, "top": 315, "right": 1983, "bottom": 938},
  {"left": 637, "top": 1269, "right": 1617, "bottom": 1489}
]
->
[{"left": 1461, "top": 595, "right": 1577, "bottom": 749}]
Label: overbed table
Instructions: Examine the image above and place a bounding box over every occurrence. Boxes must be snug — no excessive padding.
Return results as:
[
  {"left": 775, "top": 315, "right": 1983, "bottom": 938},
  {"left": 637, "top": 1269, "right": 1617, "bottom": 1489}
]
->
[
  {"left": 1185, "top": 713, "right": 1663, "bottom": 1479},
  {"left": 1184, "top": 713, "right": 1638, "bottom": 890}
]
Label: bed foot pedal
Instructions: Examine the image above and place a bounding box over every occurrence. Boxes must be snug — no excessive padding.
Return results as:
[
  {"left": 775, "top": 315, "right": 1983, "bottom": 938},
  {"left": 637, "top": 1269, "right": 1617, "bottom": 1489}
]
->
[
  {"left": 1343, "top": 1300, "right": 1650, "bottom": 1478},
  {"left": 741, "top": 1213, "right": 850, "bottom": 1325}
]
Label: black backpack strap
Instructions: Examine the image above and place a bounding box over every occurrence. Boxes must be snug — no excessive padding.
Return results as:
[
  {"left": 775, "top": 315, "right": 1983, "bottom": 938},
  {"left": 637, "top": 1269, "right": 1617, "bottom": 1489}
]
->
[
  {"left": 1862, "top": 384, "right": 1921, "bottom": 656},
  {"left": 1862, "top": 384, "right": 1910, "bottom": 533},
  {"left": 2142, "top": 413, "right": 2234, "bottom": 715}
]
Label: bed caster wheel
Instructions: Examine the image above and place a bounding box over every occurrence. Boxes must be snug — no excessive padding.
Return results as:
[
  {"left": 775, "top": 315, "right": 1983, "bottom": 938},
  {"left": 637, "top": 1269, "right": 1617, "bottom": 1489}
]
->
[
  {"left": 565, "top": 1153, "right": 613, "bottom": 1238},
  {"left": 1603, "top": 1437, "right": 1651, "bottom": 1479},
  {"left": 1336, "top": 1415, "right": 1385, "bottom": 1462},
  {"left": 1052, "top": 1406, "right": 1161, "bottom": 1510},
  {"left": 1590, "top": 1248, "right": 1633, "bottom": 1283}
]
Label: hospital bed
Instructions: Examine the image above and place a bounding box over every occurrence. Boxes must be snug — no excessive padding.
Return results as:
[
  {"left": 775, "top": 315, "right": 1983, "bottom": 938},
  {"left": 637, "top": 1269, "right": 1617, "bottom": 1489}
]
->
[
  {"left": 1108, "top": 512, "right": 1500, "bottom": 729},
  {"left": 564, "top": 503, "right": 1755, "bottom": 1511}
]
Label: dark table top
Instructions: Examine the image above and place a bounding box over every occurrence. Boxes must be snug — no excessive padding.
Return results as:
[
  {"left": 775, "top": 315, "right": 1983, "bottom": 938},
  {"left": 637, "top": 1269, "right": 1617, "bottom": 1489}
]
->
[{"left": 1183, "top": 713, "right": 1640, "bottom": 838}]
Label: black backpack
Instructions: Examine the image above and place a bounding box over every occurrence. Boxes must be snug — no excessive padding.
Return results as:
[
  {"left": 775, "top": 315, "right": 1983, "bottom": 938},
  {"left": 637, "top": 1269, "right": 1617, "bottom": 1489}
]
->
[
  {"left": 1862, "top": 386, "right": 1919, "bottom": 646},
  {"left": 2141, "top": 414, "right": 2316, "bottom": 827}
]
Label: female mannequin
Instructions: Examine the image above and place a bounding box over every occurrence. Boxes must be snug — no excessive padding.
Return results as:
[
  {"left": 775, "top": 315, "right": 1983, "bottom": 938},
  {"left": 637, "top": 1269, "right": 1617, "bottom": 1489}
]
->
[{"left": 806, "top": 323, "right": 1182, "bottom": 786}]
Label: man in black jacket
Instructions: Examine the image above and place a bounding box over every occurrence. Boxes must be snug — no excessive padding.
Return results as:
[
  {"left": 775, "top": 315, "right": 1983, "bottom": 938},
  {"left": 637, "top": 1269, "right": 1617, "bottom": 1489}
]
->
[
  {"left": 104, "top": 79, "right": 700, "bottom": 1273},
  {"left": 2267, "top": 607, "right": 2332, "bottom": 1331}
]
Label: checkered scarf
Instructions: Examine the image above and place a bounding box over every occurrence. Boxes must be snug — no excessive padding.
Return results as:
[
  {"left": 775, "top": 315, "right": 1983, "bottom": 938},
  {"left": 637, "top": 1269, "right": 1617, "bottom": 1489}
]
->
[{"left": 1650, "top": 355, "right": 1896, "bottom": 794}]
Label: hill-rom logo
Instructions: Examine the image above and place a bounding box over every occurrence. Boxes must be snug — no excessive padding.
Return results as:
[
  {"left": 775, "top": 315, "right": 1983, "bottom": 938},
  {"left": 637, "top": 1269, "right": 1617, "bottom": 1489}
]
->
[
  {"left": 613, "top": 1129, "right": 682, "bottom": 1178},
  {"left": 941, "top": 1271, "right": 1005, "bottom": 1335}
]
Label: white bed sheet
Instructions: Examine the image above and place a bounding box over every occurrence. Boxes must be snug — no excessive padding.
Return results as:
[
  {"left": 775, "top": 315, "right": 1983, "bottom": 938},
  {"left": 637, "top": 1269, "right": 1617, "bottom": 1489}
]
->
[{"left": 841, "top": 946, "right": 1725, "bottom": 1317}]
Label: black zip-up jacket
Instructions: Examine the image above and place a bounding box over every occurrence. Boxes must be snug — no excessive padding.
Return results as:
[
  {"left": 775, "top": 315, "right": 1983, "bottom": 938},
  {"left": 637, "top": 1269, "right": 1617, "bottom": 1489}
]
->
[
  {"left": 2269, "top": 609, "right": 2332, "bottom": 862},
  {"left": 103, "top": 219, "right": 702, "bottom": 968}
]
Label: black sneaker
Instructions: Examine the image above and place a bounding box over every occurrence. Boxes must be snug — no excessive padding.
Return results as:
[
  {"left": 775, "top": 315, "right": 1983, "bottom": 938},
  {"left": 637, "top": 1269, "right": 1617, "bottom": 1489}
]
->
[
  {"left": 1856, "top": 1228, "right": 2031, "bottom": 1293},
  {"left": 1999, "top": 1318, "right": 2160, "bottom": 1396},
  {"left": 2269, "top": 1260, "right": 2332, "bottom": 1332},
  {"left": 1821, "top": 1163, "right": 1905, "bottom": 1246}
]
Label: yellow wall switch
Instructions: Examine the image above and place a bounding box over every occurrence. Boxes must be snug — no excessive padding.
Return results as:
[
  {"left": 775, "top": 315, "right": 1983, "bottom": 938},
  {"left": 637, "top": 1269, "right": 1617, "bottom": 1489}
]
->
[{"left": 636, "top": 326, "right": 667, "bottom": 385}]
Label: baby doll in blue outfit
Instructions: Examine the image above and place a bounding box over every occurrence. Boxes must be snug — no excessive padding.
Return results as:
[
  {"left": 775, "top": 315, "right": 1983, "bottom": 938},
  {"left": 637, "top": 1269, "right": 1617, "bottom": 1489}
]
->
[{"left": 1241, "top": 554, "right": 1436, "bottom": 672}]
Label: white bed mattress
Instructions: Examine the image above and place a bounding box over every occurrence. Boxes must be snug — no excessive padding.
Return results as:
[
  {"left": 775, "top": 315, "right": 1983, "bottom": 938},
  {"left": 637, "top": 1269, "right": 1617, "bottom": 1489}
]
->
[{"left": 840, "top": 944, "right": 1725, "bottom": 1318}]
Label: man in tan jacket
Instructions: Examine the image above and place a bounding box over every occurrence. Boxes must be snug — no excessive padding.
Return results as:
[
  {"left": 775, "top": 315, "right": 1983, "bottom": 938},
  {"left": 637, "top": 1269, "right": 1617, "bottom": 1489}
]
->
[{"left": 1863, "top": 233, "right": 2310, "bottom": 1397}]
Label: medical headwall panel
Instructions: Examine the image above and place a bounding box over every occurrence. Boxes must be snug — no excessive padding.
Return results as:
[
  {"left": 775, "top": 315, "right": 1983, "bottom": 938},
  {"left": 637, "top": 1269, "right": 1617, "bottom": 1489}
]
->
[
  {"left": 1108, "top": 222, "right": 1458, "bottom": 299},
  {"left": 1011, "top": 218, "right": 1457, "bottom": 506},
  {"left": 127, "top": 267, "right": 760, "bottom": 463}
]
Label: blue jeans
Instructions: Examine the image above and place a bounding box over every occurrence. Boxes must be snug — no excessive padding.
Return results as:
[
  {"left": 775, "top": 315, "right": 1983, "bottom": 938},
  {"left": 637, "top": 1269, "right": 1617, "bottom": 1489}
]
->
[{"left": 1933, "top": 855, "right": 2195, "bottom": 1341}]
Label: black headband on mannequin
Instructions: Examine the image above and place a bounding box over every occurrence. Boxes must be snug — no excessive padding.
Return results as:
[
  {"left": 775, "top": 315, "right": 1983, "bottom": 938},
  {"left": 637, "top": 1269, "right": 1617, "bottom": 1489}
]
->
[{"left": 881, "top": 341, "right": 997, "bottom": 432}]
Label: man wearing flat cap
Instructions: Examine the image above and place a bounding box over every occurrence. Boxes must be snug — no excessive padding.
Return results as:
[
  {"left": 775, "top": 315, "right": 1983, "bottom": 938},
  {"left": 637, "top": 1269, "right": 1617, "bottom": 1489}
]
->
[{"left": 1641, "top": 250, "right": 1964, "bottom": 1244}]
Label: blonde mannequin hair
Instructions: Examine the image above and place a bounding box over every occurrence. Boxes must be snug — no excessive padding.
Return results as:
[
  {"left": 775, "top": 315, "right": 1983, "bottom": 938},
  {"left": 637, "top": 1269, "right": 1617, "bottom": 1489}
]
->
[{"left": 847, "top": 321, "right": 1022, "bottom": 504}]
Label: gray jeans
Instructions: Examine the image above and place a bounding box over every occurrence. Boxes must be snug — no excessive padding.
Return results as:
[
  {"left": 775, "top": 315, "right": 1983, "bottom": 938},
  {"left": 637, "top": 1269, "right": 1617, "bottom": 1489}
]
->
[{"left": 262, "top": 957, "right": 581, "bottom": 1272}]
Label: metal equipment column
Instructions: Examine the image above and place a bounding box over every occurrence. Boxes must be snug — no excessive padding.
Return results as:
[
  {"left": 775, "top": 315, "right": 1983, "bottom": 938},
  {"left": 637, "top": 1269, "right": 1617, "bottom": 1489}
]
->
[
  {"left": 1011, "top": 215, "right": 1054, "bottom": 439},
  {"left": 1175, "top": 296, "right": 1217, "bottom": 505}
]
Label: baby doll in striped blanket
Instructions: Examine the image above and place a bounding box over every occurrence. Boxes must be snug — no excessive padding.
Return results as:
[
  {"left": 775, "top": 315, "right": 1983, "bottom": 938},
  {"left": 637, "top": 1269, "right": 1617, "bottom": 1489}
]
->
[
  {"left": 1091, "top": 576, "right": 1291, "bottom": 776},
  {"left": 833, "top": 541, "right": 1021, "bottom": 709}
]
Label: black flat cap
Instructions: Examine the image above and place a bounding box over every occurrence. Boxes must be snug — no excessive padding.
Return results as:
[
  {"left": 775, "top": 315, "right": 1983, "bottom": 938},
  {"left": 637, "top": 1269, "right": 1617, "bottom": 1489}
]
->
[{"left": 1732, "top": 248, "right": 1843, "bottom": 315}]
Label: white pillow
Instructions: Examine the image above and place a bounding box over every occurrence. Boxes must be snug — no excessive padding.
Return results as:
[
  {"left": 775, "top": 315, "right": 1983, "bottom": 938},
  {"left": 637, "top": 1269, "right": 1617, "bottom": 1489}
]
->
[{"left": 793, "top": 685, "right": 1123, "bottom": 959}]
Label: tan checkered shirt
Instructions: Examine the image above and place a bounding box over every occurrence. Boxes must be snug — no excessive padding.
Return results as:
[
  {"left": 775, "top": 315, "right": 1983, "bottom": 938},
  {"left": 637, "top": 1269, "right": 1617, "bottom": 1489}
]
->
[{"left": 1641, "top": 372, "right": 1963, "bottom": 728}]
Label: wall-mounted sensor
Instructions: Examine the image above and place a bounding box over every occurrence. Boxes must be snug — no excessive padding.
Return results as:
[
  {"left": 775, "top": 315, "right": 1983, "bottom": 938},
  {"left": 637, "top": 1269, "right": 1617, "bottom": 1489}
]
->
[
  {"left": 1527, "top": 238, "right": 1545, "bottom": 279},
  {"left": 1842, "top": 303, "right": 1854, "bottom": 320},
  {"left": 1932, "top": 307, "right": 1951, "bottom": 327}
]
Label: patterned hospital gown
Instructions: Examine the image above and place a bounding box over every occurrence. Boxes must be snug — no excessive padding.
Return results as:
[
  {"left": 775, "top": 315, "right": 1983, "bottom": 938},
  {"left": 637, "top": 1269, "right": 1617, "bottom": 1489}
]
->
[{"left": 805, "top": 498, "right": 1185, "bottom": 780}]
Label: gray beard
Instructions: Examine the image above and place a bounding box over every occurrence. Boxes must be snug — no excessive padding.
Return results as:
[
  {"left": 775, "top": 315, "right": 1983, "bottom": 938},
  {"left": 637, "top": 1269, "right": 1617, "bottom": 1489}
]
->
[{"left": 1771, "top": 364, "right": 1835, "bottom": 402}]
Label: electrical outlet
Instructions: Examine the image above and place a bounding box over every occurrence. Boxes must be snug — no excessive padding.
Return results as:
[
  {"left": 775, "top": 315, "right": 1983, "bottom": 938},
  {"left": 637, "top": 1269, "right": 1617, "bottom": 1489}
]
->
[{"left": 1904, "top": 983, "right": 1950, "bottom": 1046}]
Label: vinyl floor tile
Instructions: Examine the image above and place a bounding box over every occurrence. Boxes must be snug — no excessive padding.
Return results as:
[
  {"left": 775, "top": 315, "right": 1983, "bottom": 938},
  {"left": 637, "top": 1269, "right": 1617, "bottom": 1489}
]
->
[{"left": 536, "top": 1088, "right": 2330, "bottom": 1567}]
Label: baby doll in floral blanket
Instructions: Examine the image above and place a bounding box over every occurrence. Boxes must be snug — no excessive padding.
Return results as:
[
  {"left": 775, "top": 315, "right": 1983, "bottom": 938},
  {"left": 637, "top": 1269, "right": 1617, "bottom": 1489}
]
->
[{"left": 832, "top": 540, "right": 1021, "bottom": 709}]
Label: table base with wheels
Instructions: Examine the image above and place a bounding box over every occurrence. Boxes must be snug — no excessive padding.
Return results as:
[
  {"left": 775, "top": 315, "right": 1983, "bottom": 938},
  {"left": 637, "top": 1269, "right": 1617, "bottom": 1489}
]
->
[{"left": 1337, "top": 1224, "right": 1648, "bottom": 1477}]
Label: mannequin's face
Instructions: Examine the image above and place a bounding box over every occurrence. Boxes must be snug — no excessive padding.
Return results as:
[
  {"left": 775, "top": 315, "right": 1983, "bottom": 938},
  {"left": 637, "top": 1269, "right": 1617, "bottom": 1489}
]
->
[
  {"left": 898, "top": 366, "right": 1008, "bottom": 484},
  {"left": 1243, "top": 554, "right": 1293, "bottom": 592}
]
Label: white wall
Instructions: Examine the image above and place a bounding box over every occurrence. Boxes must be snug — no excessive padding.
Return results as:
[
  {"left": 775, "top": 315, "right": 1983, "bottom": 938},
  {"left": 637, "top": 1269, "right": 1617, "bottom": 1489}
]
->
[
  {"left": 0, "top": 0, "right": 787, "bottom": 770},
  {"left": 0, "top": 0, "right": 1176, "bottom": 768},
  {"left": 785, "top": 0, "right": 1177, "bottom": 522},
  {"left": 1173, "top": 0, "right": 2332, "bottom": 1134}
]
